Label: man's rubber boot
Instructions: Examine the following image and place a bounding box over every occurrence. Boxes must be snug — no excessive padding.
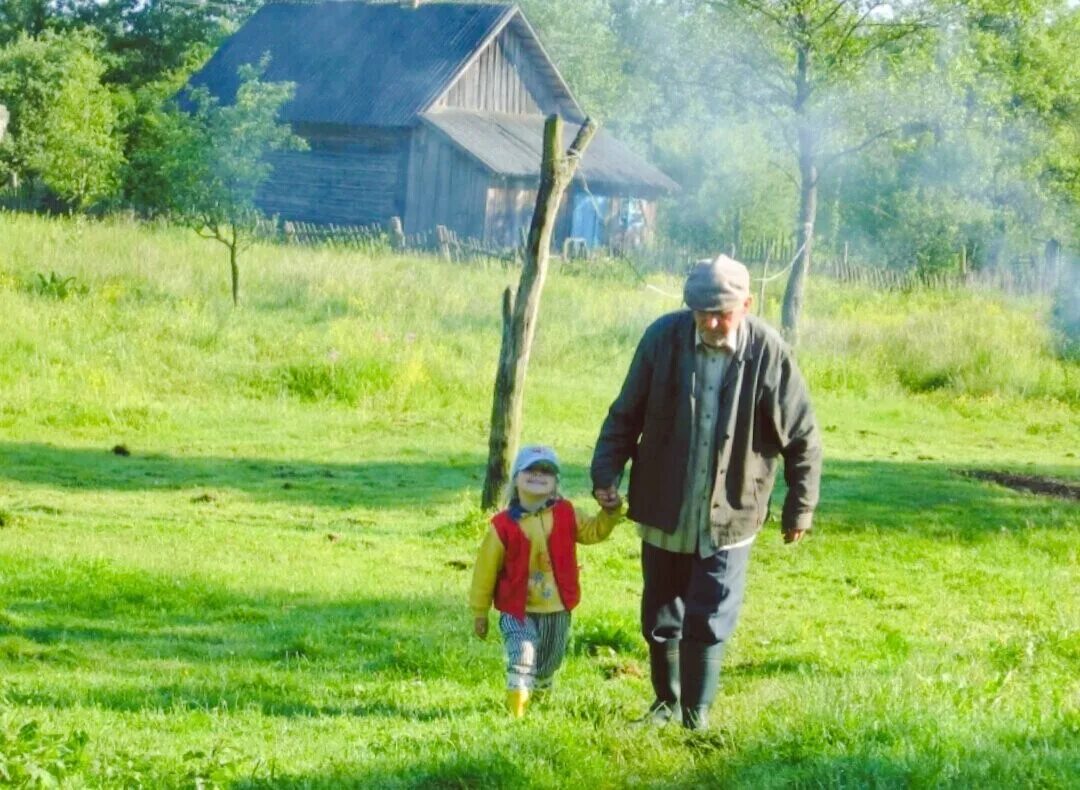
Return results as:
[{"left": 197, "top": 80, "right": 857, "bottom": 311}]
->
[
  {"left": 506, "top": 688, "right": 529, "bottom": 718},
  {"left": 679, "top": 640, "right": 724, "bottom": 731},
  {"left": 637, "top": 641, "right": 681, "bottom": 726}
]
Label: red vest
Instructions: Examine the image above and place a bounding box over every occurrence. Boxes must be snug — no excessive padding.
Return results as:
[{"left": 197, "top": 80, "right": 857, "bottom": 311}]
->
[{"left": 491, "top": 499, "right": 581, "bottom": 621}]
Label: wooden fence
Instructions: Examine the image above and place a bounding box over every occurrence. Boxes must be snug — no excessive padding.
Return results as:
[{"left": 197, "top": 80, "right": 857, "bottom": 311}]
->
[
  {"left": 259, "top": 218, "right": 518, "bottom": 264},
  {"left": 259, "top": 220, "right": 1074, "bottom": 297},
  {"left": 814, "top": 257, "right": 1068, "bottom": 295},
  {"left": 623, "top": 235, "right": 1073, "bottom": 298}
]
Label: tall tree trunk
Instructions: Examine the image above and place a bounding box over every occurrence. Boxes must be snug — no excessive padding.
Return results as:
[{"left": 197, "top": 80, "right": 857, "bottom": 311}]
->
[
  {"left": 481, "top": 115, "right": 598, "bottom": 509},
  {"left": 782, "top": 28, "right": 816, "bottom": 345},
  {"left": 483, "top": 287, "right": 515, "bottom": 508},
  {"left": 229, "top": 226, "right": 240, "bottom": 306},
  {"left": 782, "top": 130, "right": 817, "bottom": 344}
]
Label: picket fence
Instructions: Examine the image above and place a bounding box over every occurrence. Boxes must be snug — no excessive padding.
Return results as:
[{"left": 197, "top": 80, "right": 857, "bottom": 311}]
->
[{"left": 247, "top": 218, "right": 1079, "bottom": 298}]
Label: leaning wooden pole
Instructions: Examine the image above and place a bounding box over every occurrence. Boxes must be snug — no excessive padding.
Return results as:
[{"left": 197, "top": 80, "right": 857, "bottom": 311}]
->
[{"left": 481, "top": 114, "right": 598, "bottom": 509}]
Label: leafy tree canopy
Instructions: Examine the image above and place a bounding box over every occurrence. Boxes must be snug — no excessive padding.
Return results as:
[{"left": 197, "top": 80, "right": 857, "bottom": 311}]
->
[{"left": 0, "top": 29, "right": 124, "bottom": 208}]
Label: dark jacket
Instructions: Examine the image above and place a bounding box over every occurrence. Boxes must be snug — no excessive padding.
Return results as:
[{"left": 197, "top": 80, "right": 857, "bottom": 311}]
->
[{"left": 591, "top": 312, "right": 821, "bottom": 546}]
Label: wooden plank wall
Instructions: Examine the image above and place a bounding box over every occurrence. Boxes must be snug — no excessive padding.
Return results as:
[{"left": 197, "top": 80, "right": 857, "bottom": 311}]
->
[
  {"left": 432, "top": 27, "right": 560, "bottom": 116},
  {"left": 404, "top": 125, "right": 490, "bottom": 240},
  {"left": 485, "top": 181, "right": 537, "bottom": 248},
  {"left": 258, "top": 125, "right": 409, "bottom": 225},
  {"left": 484, "top": 178, "right": 576, "bottom": 249}
]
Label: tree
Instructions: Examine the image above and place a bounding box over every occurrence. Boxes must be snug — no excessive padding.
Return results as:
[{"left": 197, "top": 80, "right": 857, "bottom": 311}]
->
[
  {"left": 517, "top": 0, "right": 633, "bottom": 123},
  {"left": 0, "top": 0, "right": 49, "bottom": 45},
  {"left": 697, "top": 0, "right": 934, "bottom": 341},
  {"left": 831, "top": 1, "right": 1079, "bottom": 271},
  {"left": 482, "top": 115, "right": 598, "bottom": 509},
  {"left": 0, "top": 30, "right": 124, "bottom": 209},
  {"left": 160, "top": 58, "right": 305, "bottom": 305},
  {"left": 9, "top": 0, "right": 261, "bottom": 88}
]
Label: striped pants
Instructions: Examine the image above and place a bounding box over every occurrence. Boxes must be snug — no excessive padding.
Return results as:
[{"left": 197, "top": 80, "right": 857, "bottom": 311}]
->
[{"left": 498, "top": 611, "right": 571, "bottom": 691}]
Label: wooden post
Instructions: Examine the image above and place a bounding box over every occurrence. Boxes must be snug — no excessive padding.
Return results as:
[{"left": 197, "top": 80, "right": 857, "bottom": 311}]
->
[
  {"left": 481, "top": 114, "right": 598, "bottom": 509},
  {"left": 757, "top": 247, "right": 771, "bottom": 317},
  {"left": 436, "top": 225, "right": 452, "bottom": 261},
  {"left": 518, "top": 226, "right": 529, "bottom": 259},
  {"left": 389, "top": 216, "right": 406, "bottom": 251}
]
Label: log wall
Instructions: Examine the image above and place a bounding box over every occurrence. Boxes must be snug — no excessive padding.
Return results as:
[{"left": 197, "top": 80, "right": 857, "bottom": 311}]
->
[{"left": 258, "top": 125, "right": 409, "bottom": 225}]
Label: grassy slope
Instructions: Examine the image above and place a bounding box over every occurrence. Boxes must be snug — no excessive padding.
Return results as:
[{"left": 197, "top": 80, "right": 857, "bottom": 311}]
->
[{"left": 0, "top": 213, "right": 1077, "bottom": 788}]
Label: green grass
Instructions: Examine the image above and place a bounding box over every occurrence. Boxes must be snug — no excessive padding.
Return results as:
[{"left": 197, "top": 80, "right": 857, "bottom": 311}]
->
[{"left": 0, "top": 212, "right": 1077, "bottom": 788}]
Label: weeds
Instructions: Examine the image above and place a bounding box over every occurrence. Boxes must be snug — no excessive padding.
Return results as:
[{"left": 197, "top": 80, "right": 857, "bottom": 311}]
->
[
  {"left": 0, "top": 712, "right": 88, "bottom": 787},
  {"left": 32, "top": 271, "right": 88, "bottom": 300},
  {"left": 569, "top": 614, "right": 640, "bottom": 657},
  {"left": 182, "top": 743, "right": 243, "bottom": 787}
]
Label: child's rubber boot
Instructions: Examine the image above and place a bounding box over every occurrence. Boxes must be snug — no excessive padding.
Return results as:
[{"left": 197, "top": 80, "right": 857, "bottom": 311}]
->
[{"left": 506, "top": 688, "right": 529, "bottom": 718}]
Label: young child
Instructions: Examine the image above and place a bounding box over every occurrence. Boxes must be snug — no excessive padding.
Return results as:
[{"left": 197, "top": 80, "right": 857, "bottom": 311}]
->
[{"left": 469, "top": 444, "right": 624, "bottom": 717}]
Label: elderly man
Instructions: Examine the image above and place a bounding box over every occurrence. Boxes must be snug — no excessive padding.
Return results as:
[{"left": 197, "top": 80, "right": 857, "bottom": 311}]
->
[{"left": 591, "top": 255, "right": 822, "bottom": 730}]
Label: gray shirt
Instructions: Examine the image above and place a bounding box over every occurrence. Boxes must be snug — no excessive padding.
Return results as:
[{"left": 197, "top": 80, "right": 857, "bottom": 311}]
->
[{"left": 637, "top": 324, "right": 748, "bottom": 556}]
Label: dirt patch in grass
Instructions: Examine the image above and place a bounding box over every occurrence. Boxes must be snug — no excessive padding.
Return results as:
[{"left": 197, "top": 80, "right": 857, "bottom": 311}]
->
[{"left": 961, "top": 470, "right": 1080, "bottom": 501}]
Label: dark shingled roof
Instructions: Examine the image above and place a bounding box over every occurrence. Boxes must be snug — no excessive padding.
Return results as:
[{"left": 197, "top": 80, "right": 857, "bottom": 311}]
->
[
  {"left": 186, "top": 1, "right": 517, "bottom": 126},
  {"left": 423, "top": 111, "right": 678, "bottom": 194}
]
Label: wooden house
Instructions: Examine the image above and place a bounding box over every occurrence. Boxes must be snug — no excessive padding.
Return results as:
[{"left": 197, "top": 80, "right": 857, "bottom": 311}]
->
[{"left": 184, "top": 0, "right": 676, "bottom": 249}]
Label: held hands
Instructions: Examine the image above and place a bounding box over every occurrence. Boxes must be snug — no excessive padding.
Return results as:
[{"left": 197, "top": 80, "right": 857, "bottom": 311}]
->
[
  {"left": 474, "top": 615, "right": 489, "bottom": 640},
  {"left": 593, "top": 485, "right": 622, "bottom": 513}
]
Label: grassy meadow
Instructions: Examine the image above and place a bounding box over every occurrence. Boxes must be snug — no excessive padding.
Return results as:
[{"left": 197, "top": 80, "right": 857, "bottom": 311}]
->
[{"left": 0, "top": 212, "right": 1077, "bottom": 788}]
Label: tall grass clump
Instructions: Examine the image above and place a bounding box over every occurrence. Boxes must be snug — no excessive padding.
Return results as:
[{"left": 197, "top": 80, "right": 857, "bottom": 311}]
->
[{"left": 799, "top": 283, "right": 1078, "bottom": 405}]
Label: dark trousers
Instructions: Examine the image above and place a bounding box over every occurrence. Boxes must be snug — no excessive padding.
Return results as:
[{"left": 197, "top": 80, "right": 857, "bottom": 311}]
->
[{"left": 641, "top": 540, "right": 752, "bottom": 646}]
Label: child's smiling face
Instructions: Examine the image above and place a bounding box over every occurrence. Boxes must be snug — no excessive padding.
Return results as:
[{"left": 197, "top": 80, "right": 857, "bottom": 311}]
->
[{"left": 515, "top": 462, "right": 558, "bottom": 502}]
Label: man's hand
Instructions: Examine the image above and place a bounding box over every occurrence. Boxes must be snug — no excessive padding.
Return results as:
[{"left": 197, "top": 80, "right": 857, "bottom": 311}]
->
[
  {"left": 474, "top": 616, "right": 489, "bottom": 640},
  {"left": 593, "top": 485, "right": 621, "bottom": 511},
  {"left": 783, "top": 528, "right": 807, "bottom": 544}
]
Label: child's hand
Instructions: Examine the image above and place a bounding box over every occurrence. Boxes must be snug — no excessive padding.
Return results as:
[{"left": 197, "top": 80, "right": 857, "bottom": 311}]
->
[
  {"left": 594, "top": 485, "right": 621, "bottom": 511},
  {"left": 474, "top": 616, "right": 489, "bottom": 640},
  {"left": 599, "top": 490, "right": 623, "bottom": 513}
]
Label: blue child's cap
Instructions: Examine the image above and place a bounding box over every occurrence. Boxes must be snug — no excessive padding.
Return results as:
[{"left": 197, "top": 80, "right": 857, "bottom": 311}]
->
[{"left": 511, "top": 445, "right": 560, "bottom": 479}]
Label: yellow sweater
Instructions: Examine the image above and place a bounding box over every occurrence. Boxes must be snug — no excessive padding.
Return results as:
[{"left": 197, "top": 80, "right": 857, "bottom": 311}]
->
[{"left": 469, "top": 501, "right": 624, "bottom": 618}]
